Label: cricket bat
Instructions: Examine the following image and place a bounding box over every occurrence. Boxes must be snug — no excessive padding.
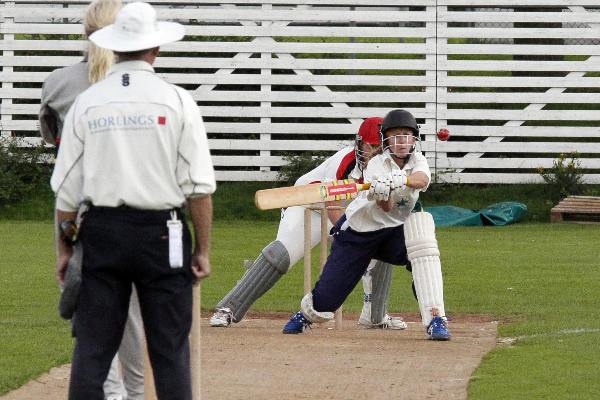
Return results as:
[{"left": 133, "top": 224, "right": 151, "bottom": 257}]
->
[{"left": 255, "top": 179, "right": 371, "bottom": 210}]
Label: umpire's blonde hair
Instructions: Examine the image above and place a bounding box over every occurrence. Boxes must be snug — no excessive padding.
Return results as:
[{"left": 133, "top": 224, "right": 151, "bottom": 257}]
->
[{"left": 84, "top": 0, "right": 122, "bottom": 83}]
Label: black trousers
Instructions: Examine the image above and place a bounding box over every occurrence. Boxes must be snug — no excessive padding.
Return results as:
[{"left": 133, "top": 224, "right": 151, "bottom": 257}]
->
[
  {"left": 68, "top": 206, "right": 194, "bottom": 400},
  {"left": 313, "top": 215, "right": 408, "bottom": 312}
]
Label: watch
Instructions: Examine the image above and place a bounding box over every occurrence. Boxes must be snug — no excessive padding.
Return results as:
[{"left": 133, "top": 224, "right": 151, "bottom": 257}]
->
[{"left": 59, "top": 219, "right": 78, "bottom": 246}]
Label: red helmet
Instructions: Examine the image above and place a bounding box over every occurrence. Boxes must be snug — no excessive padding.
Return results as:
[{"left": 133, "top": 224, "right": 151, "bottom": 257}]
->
[
  {"left": 357, "top": 117, "right": 383, "bottom": 144},
  {"left": 355, "top": 117, "right": 383, "bottom": 171}
]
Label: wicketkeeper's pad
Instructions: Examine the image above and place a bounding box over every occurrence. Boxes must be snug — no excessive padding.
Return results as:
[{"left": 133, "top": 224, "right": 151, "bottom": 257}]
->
[
  {"left": 216, "top": 240, "right": 290, "bottom": 322},
  {"left": 361, "top": 260, "right": 394, "bottom": 325}
]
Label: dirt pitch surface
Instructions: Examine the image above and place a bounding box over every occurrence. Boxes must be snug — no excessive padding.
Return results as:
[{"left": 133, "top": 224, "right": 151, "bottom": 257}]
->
[{"left": 1, "top": 314, "right": 497, "bottom": 400}]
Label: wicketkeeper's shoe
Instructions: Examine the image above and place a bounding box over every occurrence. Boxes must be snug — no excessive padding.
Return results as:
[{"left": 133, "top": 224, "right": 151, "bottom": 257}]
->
[
  {"left": 282, "top": 311, "right": 312, "bottom": 334},
  {"left": 427, "top": 316, "right": 451, "bottom": 340},
  {"left": 209, "top": 307, "right": 233, "bottom": 327},
  {"left": 358, "top": 314, "right": 407, "bottom": 330}
]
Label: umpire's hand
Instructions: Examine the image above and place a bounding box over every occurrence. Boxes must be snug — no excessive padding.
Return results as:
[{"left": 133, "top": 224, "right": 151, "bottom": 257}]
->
[{"left": 191, "top": 251, "right": 211, "bottom": 281}]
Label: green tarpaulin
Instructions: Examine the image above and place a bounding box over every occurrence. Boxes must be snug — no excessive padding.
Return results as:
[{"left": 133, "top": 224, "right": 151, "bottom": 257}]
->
[{"left": 425, "top": 202, "right": 527, "bottom": 227}]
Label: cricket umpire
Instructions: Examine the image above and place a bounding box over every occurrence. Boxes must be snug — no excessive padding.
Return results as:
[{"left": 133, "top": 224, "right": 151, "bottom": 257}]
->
[
  {"left": 50, "top": 3, "right": 216, "bottom": 399},
  {"left": 40, "top": 2, "right": 146, "bottom": 398}
]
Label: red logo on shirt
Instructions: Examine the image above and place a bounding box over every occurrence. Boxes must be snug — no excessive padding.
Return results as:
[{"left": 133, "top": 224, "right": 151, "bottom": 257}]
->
[{"left": 158, "top": 116, "right": 166, "bottom": 125}]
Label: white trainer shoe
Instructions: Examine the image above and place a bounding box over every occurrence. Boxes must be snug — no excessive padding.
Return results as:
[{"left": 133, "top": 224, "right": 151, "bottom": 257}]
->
[
  {"left": 106, "top": 395, "right": 124, "bottom": 400},
  {"left": 358, "top": 314, "right": 407, "bottom": 330},
  {"left": 209, "top": 307, "right": 233, "bottom": 327}
]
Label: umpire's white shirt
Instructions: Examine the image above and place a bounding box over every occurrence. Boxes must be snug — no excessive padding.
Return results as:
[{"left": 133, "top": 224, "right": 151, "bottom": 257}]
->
[
  {"left": 51, "top": 61, "right": 216, "bottom": 212},
  {"left": 345, "top": 151, "right": 431, "bottom": 232}
]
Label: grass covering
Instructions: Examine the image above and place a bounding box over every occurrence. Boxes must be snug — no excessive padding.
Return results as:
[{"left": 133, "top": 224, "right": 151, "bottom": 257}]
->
[{"left": 1, "top": 220, "right": 599, "bottom": 398}]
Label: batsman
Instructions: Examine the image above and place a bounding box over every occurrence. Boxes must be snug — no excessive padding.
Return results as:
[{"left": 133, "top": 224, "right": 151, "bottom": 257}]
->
[
  {"left": 211, "top": 117, "right": 407, "bottom": 329},
  {"left": 283, "top": 109, "right": 451, "bottom": 340}
]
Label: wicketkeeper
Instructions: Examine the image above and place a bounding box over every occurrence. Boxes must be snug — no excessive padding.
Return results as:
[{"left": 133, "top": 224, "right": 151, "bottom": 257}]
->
[{"left": 283, "top": 109, "right": 451, "bottom": 340}]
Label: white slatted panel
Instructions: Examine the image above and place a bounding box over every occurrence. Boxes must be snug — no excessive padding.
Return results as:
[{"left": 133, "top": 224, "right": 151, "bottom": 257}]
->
[
  {"left": 1, "top": 0, "right": 600, "bottom": 183},
  {"left": 0, "top": 0, "right": 435, "bottom": 182},
  {"left": 435, "top": 1, "right": 600, "bottom": 184}
]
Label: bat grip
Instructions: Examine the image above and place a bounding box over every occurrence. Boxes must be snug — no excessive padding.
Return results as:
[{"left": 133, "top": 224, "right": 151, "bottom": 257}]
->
[{"left": 358, "top": 182, "right": 371, "bottom": 191}]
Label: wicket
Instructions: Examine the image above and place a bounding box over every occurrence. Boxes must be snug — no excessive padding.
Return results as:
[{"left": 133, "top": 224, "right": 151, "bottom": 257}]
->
[
  {"left": 303, "top": 206, "right": 343, "bottom": 330},
  {"left": 190, "top": 284, "right": 202, "bottom": 399}
]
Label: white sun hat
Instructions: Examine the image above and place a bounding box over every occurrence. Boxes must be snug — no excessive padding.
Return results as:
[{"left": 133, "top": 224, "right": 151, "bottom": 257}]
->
[{"left": 89, "top": 2, "right": 184, "bottom": 52}]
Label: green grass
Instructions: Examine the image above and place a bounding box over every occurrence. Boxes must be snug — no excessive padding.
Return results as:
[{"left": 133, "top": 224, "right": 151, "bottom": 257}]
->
[
  {"left": 1, "top": 220, "right": 600, "bottom": 398},
  {"left": 470, "top": 334, "right": 600, "bottom": 400},
  {"left": 0, "top": 221, "right": 73, "bottom": 395}
]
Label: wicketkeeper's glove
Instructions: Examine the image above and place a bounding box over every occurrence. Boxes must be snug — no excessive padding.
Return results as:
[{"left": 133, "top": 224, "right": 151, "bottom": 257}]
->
[{"left": 58, "top": 242, "right": 83, "bottom": 320}]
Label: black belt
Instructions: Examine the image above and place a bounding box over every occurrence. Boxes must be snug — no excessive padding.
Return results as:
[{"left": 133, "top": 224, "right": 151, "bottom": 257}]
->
[{"left": 87, "top": 204, "right": 184, "bottom": 223}]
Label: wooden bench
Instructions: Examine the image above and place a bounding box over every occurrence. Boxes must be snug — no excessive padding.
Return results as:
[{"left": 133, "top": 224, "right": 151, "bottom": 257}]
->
[{"left": 550, "top": 196, "right": 600, "bottom": 223}]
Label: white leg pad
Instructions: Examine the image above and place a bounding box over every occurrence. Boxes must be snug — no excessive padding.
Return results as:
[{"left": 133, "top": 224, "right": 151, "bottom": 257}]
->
[
  {"left": 404, "top": 212, "right": 446, "bottom": 326},
  {"left": 301, "top": 293, "right": 334, "bottom": 324}
]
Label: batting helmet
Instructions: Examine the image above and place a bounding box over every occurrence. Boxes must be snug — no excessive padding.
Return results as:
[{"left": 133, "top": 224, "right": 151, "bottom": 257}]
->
[
  {"left": 380, "top": 109, "right": 421, "bottom": 158},
  {"left": 355, "top": 117, "right": 383, "bottom": 171},
  {"left": 357, "top": 117, "right": 383, "bottom": 144},
  {"left": 380, "top": 109, "right": 419, "bottom": 137}
]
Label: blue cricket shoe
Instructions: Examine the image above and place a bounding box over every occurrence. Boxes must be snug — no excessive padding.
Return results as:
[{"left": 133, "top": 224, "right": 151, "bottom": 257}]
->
[
  {"left": 282, "top": 311, "right": 312, "bottom": 334},
  {"left": 427, "top": 316, "right": 451, "bottom": 340}
]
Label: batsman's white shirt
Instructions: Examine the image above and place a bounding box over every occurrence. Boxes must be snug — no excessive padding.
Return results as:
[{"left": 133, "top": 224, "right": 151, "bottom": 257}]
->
[
  {"left": 345, "top": 151, "right": 431, "bottom": 232},
  {"left": 51, "top": 61, "right": 216, "bottom": 211}
]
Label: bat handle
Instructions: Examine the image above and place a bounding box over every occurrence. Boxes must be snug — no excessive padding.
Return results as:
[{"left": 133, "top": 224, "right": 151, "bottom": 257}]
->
[{"left": 358, "top": 182, "right": 371, "bottom": 191}]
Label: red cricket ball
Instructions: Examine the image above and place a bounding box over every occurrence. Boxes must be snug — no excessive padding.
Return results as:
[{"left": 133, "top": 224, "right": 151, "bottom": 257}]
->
[{"left": 437, "top": 128, "right": 450, "bottom": 141}]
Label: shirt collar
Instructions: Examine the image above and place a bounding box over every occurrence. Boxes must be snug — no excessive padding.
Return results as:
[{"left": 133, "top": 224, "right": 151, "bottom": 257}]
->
[
  {"left": 382, "top": 150, "right": 414, "bottom": 170},
  {"left": 382, "top": 150, "right": 397, "bottom": 166},
  {"left": 107, "top": 60, "right": 155, "bottom": 76}
]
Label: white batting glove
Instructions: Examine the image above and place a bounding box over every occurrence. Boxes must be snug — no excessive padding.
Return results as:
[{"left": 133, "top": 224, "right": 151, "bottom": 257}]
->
[
  {"left": 367, "top": 176, "right": 392, "bottom": 202},
  {"left": 390, "top": 169, "right": 408, "bottom": 191}
]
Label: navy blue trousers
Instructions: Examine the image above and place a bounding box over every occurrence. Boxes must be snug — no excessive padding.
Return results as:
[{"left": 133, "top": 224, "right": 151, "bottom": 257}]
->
[
  {"left": 312, "top": 215, "right": 408, "bottom": 312},
  {"left": 69, "top": 206, "right": 194, "bottom": 400}
]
